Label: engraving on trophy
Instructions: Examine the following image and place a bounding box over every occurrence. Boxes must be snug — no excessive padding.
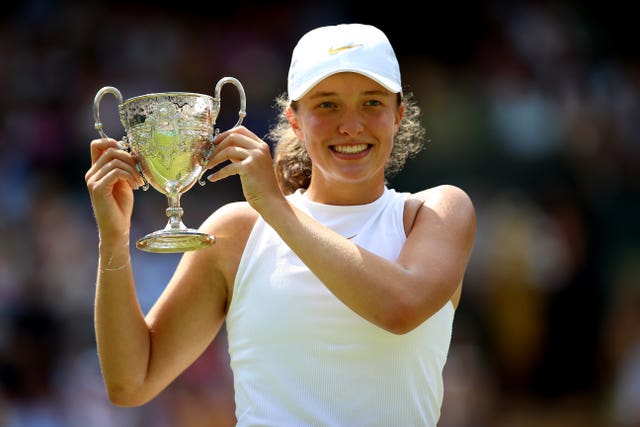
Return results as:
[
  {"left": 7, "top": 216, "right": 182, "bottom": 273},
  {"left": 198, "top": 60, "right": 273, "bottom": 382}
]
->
[{"left": 93, "top": 78, "right": 247, "bottom": 253}]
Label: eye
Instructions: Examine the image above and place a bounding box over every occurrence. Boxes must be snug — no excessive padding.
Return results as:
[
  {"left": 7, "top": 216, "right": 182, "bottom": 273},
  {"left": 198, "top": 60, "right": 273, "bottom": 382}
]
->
[
  {"left": 318, "top": 101, "right": 337, "bottom": 109},
  {"left": 364, "top": 99, "right": 383, "bottom": 107}
]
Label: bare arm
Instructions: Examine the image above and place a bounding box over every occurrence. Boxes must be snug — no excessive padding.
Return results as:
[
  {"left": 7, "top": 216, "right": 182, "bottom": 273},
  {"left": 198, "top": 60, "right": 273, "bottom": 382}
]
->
[
  {"left": 85, "top": 138, "right": 150, "bottom": 404},
  {"left": 85, "top": 138, "right": 234, "bottom": 406},
  {"left": 209, "top": 128, "right": 477, "bottom": 334},
  {"left": 259, "top": 185, "right": 476, "bottom": 334}
]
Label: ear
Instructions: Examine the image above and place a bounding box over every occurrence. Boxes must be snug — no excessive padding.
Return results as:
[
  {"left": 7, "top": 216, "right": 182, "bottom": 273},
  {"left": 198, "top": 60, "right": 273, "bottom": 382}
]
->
[
  {"left": 286, "top": 107, "right": 305, "bottom": 141},
  {"left": 394, "top": 103, "right": 405, "bottom": 135}
]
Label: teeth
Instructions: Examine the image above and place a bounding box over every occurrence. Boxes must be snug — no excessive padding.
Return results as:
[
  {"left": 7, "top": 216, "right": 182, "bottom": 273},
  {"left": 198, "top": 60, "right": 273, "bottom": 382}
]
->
[{"left": 333, "top": 144, "right": 368, "bottom": 154}]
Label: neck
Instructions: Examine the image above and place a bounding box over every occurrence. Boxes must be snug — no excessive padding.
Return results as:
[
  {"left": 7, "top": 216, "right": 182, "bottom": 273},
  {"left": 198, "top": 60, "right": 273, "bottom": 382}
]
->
[{"left": 304, "top": 178, "right": 385, "bottom": 205}]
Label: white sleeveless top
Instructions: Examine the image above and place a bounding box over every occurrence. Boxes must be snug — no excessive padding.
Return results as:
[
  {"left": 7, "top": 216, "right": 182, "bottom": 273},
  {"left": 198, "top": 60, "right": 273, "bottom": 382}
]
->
[{"left": 226, "top": 187, "right": 455, "bottom": 426}]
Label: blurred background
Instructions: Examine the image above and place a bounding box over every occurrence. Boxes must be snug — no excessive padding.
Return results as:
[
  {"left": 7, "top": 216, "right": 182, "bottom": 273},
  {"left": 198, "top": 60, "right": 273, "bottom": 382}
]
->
[{"left": 0, "top": 0, "right": 638, "bottom": 426}]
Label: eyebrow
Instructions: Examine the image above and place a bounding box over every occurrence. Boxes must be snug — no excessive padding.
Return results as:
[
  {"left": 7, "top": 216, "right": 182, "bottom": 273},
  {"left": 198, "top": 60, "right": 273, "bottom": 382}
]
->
[
  {"left": 307, "top": 89, "right": 392, "bottom": 100},
  {"left": 307, "top": 91, "right": 336, "bottom": 99}
]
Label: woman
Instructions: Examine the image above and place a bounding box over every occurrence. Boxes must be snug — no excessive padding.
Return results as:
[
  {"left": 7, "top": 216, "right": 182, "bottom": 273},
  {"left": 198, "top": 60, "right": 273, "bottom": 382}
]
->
[{"left": 85, "top": 23, "right": 476, "bottom": 426}]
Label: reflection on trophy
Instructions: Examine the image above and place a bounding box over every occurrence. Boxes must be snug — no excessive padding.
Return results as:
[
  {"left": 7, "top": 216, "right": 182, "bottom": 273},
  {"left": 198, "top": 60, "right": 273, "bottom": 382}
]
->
[{"left": 93, "top": 77, "right": 246, "bottom": 253}]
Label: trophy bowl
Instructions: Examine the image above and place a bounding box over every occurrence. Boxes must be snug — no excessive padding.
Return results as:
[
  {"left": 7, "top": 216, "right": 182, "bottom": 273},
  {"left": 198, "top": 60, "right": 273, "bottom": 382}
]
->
[{"left": 93, "top": 77, "right": 246, "bottom": 253}]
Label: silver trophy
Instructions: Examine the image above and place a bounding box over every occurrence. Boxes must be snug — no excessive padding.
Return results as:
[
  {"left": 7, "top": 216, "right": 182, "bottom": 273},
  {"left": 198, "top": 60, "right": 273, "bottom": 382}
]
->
[{"left": 93, "top": 77, "right": 246, "bottom": 253}]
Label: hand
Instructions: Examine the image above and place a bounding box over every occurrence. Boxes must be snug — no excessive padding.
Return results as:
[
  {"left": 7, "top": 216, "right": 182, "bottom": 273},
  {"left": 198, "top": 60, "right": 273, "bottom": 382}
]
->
[
  {"left": 206, "top": 126, "right": 283, "bottom": 212},
  {"left": 85, "top": 138, "right": 144, "bottom": 246}
]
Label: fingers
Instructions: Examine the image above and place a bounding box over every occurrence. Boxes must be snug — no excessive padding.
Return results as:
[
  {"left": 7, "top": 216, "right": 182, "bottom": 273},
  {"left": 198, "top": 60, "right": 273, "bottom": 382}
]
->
[
  {"left": 215, "top": 125, "right": 259, "bottom": 144},
  {"left": 206, "top": 162, "right": 240, "bottom": 183},
  {"left": 208, "top": 127, "right": 270, "bottom": 167},
  {"left": 205, "top": 143, "right": 250, "bottom": 183},
  {"left": 213, "top": 126, "right": 262, "bottom": 152},
  {"left": 205, "top": 128, "right": 273, "bottom": 187},
  {"left": 209, "top": 145, "right": 249, "bottom": 166},
  {"left": 86, "top": 139, "right": 143, "bottom": 190},
  {"left": 86, "top": 157, "right": 142, "bottom": 191},
  {"left": 90, "top": 138, "right": 121, "bottom": 164}
]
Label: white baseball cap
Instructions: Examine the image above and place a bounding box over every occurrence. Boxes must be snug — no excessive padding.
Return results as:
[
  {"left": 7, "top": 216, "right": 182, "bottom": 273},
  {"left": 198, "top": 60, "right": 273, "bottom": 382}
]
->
[{"left": 287, "top": 23, "right": 402, "bottom": 101}]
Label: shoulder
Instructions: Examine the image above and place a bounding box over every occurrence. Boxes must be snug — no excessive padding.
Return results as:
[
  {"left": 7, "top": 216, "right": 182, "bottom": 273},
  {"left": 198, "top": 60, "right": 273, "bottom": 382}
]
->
[
  {"left": 183, "top": 201, "right": 259, "bottom": 299},
  {"left": 404, "top": 185, "right": 476, "bottom": 236},
  {"left": 413, "top": 184, "right": 474, "bottom": 212},
  {"left": 198, "top": 201, "right": 260, "bottom": 267},
  {"left": 201, "top": 201, "right": 259, "bottom": 234}
]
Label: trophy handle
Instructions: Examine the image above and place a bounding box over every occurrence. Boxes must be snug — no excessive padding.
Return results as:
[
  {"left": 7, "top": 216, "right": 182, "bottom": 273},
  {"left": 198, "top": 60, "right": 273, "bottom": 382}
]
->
[
  {"left": 93, "top": 86, "right": 123, "bottom": 142},
  {"left": 214, "top": 77, "right": 247, "bottom": 129},
  {"left": 199, "top": 77, "right": 247, "bottom": 186},
  {"left": 93, "top": 86, "right": 149, "bottom": 191}
]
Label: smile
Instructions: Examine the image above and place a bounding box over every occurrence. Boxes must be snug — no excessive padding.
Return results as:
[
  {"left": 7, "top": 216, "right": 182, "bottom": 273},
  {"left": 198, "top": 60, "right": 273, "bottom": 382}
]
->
[{"left": 331, "top": 144, "right": 370, "bottom": 154}]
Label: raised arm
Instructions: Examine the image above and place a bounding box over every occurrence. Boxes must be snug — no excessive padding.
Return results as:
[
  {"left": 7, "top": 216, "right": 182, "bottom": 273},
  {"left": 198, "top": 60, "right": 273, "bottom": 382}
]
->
[
  {"left": 85, "top": 138, "right": 231, "bottom": 406},
  {"left": 208, "top": 128, "right": 477, "bottom": 335},
  {"left": 260, "top": 184, "right": 476, "bottom": 334}
]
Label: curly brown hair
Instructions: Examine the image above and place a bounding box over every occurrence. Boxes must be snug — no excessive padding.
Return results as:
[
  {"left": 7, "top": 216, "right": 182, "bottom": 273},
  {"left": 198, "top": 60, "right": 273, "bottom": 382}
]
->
[{"left": 266, "top": 91, "right": 427, "bottom": 194}]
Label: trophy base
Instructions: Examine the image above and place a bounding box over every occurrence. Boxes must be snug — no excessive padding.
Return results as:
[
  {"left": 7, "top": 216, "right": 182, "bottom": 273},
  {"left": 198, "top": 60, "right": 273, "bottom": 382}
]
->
[{"left": 136, "top": 229, "right": 215, "bottom": 253}]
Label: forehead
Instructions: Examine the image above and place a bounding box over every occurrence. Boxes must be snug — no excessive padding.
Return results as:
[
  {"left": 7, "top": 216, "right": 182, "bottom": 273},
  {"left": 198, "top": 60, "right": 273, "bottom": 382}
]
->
[{"left": 309, "top": 72, "right": 390, "bottom": 95}]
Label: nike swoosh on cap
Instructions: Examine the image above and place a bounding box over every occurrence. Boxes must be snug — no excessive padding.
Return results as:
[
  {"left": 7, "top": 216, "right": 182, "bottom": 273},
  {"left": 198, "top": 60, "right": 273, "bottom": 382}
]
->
[{"left": 327, "top": 43, "right": 363, "bottom": 55}]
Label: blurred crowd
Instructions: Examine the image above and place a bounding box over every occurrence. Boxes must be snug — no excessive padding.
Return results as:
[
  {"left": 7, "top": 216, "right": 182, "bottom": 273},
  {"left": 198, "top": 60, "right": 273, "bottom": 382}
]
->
[{"left": 0, "top": 1, "right": 638, "bottom": 426}]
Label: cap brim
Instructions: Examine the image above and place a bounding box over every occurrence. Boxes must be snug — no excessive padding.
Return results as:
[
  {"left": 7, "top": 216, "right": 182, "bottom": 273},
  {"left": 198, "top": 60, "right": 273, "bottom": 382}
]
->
[{"left": 290, "top": 69, "right": 402, "bottom": 101}]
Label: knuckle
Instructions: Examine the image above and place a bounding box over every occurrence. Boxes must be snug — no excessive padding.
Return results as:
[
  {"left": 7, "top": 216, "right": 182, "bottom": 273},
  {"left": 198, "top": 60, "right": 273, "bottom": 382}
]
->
[{"left": 256, "top": 141, "right": 270, "bottom": 156}]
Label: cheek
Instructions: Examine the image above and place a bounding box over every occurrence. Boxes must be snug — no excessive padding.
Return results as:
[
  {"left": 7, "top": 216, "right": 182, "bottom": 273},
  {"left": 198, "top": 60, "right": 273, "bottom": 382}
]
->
[
  {"left": 372, "top": 112, "right": 398, "bottom": 137},
  {"left": 300, "top": 116, "right": 331, "bottom": 140}
]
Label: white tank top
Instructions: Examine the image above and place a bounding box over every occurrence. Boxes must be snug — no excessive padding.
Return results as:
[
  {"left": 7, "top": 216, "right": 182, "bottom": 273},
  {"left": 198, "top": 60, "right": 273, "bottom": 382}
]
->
[{"left": 226, "top": 187, "right": 455, "bottom": 426}]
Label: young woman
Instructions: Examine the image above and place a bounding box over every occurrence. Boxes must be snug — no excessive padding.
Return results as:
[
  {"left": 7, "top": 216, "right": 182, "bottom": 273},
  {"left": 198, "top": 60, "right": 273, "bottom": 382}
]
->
[{"left": 85, "top": 23, "right": 476, "bottom": 426}]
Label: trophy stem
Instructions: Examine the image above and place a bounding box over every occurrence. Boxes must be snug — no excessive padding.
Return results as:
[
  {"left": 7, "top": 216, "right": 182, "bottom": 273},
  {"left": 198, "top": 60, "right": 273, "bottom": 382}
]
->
[
  {"left": 134, "top": 193, "right": 215, "bottom": 253},
  {"left": 166, "top": 193, "right": 186, "bottom": 230}
]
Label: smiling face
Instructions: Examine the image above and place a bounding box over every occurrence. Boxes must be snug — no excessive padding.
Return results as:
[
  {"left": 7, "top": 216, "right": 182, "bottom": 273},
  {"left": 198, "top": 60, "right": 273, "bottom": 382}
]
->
[{"left": 287, "top": 72, "right": 404, "bottom": 204}]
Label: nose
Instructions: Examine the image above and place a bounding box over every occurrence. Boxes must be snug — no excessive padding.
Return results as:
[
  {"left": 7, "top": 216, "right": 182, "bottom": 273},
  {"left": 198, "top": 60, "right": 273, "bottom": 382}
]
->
[{"left": 338, "top": 108, "right": 364, "bottom": 136}]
